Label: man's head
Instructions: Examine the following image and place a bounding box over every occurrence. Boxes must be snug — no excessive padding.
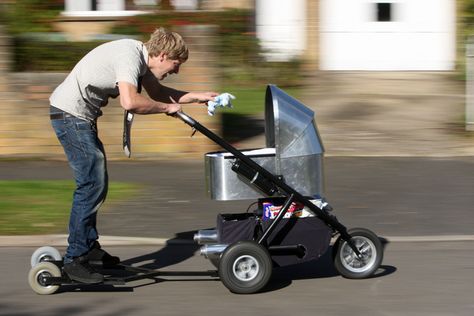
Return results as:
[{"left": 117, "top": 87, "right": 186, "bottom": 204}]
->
[
  {"left": 145, "top": 27, "right": 189, "bottom": 62},
  {"left": 145, "top": 27, "right": 189, "bottom": 80}
]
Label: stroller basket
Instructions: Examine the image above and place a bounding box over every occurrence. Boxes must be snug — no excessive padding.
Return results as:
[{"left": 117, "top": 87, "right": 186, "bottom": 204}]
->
[{"left": 216, "top": 205, "right": 332, "bottom": 267}]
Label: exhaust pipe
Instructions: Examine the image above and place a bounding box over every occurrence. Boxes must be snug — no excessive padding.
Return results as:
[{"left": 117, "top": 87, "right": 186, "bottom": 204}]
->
[
  {"left": 194, "top": 229, "right": 218, "bottom": 245},
  {"left": 200, "top": 244, "right": 229, "bottom": 260}
]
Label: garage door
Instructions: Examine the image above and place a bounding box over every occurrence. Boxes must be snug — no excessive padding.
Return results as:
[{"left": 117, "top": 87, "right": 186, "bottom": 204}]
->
[{"left": 320, "top": 0, "right": 456, "bottom": 70}]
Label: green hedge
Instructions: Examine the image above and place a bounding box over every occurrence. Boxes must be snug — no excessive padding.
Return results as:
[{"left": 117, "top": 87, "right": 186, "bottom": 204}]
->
[
  {"left": 12, "top": 38, "right": 106, "bottom": 72},
  {"left": 456, "top": 0, "right": 474, "bottom": 77},
  {"left": 110, "top": 10, "right": 302, "bottom": 87},
  {"left": 464, "top": 0, "right": 474, "bottom": 36},
  {"left": 1, "top": 0, "right": 61, "bottom": 35},
  {"left": 8, "top": 9, "right": 302, "bottom": 87}
]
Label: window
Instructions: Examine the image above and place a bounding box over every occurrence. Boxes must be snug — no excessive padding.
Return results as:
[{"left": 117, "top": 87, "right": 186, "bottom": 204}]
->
[{"left": 376, "top": 3, "right": 392, "bottom": 22}]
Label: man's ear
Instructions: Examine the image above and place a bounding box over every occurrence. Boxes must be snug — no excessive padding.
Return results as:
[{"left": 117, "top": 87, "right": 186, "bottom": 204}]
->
[{"left": 158, "top": 52, "right": 167, "bottom": 62}]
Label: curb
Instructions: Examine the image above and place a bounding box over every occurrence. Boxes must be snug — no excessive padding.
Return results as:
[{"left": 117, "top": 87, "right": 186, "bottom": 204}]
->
[
  {"left": 0, "top": 235, "right": 170, "bottom": 247},
  {"left": 1, "top": 234, "right": 474, "bottom": 247},
  {"left": 381, "top": 235, "right": 474, "bottom": 243}
]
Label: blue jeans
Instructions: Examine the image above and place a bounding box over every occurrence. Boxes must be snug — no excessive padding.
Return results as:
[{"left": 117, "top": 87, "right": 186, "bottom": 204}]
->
[{"left": 50, "top": 106, "right": 108, "bottom": 264}]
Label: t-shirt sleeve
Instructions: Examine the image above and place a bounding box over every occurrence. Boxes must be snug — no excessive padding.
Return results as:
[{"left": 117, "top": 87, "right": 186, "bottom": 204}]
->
[{"left": 114, "top": 52, "right": 143, "bottom": 87}]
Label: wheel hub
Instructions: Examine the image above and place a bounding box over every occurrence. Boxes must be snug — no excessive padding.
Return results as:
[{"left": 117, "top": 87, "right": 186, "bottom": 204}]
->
[
  {"left": 341, "top": 236, "right": 377, "bottom": 272},
  {"left": 233, "top": 255, "right": 259, "bottom": 282},
  {"left": 38, "top": 254, "right": 54, "bottom": 263},
  {"left": 37, "top": 271, "right": 53, "bottom": 287}
]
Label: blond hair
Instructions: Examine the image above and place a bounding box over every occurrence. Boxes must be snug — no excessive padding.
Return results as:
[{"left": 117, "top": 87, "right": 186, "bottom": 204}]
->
[{"left": 145, "top": 27, "right": 189, "bottom": 62}]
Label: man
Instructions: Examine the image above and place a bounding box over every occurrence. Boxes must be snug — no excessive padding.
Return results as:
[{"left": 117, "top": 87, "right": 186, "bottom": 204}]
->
[{"left": 50, "top": 27, "right": 218, "bottom": 283}]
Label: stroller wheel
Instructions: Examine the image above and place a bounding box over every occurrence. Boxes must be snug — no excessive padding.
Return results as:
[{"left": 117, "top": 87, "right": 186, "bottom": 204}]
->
[
  {"left": 333, "top": 228, "right": 383, "bottom": 279},
  {"left": 218, "top": 241, "right": 272, "bottom": 294}
]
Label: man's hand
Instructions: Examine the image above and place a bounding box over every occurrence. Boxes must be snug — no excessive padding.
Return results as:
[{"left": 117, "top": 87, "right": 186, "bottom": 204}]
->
[
  {"left": 181, "top": 91, "right": 219, "bottom": 104},
  {"left": 167, "top": 97, "right": 182, "bottom": 115},
  {"left": 196, "top": 91, "right": 219, "bottom": 103}
]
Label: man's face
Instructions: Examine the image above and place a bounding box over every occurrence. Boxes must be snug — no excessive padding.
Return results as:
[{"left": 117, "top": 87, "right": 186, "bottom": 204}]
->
[{"left": 150, "top": 53, "right": 183, "bottom": 80}]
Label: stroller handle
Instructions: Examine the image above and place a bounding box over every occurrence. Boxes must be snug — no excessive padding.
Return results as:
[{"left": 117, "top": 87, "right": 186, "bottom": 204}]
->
[{"left": 174, "top": 111, "right": 196, "bottom": 127}]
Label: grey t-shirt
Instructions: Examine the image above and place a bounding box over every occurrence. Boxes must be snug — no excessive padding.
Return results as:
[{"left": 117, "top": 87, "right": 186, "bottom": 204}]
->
[{"left": 50, "top": 39, "right": 149, "bottom": 121}]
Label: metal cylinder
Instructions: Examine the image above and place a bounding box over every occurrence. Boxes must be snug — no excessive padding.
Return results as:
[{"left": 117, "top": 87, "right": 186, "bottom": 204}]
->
[
  {"left": 200, "top": 244, "right": 229, "bottom": 259},
  {"left": 193, "top": 229, "right": 218, "bottom": 245}
]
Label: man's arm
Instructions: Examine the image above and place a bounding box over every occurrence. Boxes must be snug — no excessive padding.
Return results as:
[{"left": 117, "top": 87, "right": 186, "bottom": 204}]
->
[
  {"left": 141, "top": 70, "right": 187, "bottom": 103},
  {"left": 118, "top": 81, "right": 181, "bottom": 114},
  {"left": 142, "top": 70, "right": 219, "bottom": 105}
]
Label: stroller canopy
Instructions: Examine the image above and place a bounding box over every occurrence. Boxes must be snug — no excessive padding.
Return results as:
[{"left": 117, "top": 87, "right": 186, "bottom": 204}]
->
[
  {"left": 205, "top": 85, "right": 325, "bottom": 200},
  {"left": 265, "top": 85, "right": 324, "bottom": 167}
]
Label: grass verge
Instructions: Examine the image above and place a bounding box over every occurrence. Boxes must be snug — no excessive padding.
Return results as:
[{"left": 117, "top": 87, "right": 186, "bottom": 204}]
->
[
  {"left": 219, "top": 86, "right": 302, "bottom": 115},
  {"left": 0, "top": 180, "right": 140, "bottom": 235}
]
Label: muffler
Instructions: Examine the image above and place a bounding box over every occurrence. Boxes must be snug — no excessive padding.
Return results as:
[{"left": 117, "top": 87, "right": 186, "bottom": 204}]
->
[
  {"left": 200, "top": 244, "right": 229, "bottom": 260},
  {"left": 194, "top": 229, "right": 218, "bottom": 245}
]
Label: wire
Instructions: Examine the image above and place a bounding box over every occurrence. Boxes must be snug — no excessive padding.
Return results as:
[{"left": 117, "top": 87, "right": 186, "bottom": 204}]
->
[{"left": 246, "top": 201, "right": 258, "bottom": 213}]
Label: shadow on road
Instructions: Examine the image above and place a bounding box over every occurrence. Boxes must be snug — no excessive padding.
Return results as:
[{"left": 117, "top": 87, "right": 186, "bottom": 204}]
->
[
  {"left": 120, "top": 230, "right": 202, "bottom": 270},
  {"left": 267, "top": 245, "right": 396, "bottom": 292},
  {"left": 55, "top": 233, "right": 396, "bottom": 294}
]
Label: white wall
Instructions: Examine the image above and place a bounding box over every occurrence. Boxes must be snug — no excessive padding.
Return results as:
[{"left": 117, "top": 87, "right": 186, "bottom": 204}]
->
[
  {"left": 98, "top": 0, "right": 125, "bottom": 11},
  {"left": 65, "top": 0, "right": 91, "bottom": 11},
  {"left": 320, "top": 0, "right": 456, "bottom": 70},
  {"left": 256, "top": 0, "right": 307, "bottom": 62},
  {"left": 65, "top": 0, "right": 125, "bottom": 12}
]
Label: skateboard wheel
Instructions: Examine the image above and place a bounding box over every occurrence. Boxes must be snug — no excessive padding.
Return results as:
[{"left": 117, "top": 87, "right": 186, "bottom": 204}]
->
[
  {"left": 28, "top": 262, "right": 61, "bottom": 295},
  {"left": 31, "top": 246, "right": 62, "bottom": 268}
]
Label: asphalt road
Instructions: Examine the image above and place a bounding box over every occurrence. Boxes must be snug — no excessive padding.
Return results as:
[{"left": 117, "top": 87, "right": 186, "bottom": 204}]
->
[
  {"left": 1, "top": 158, "right": 474, "bottom": 315},
  {"left": 1, "top": 241, "right": 473, "bottom": 316},
  {"left": 1, "top": 157, "right": 473, "bottom": 240}
]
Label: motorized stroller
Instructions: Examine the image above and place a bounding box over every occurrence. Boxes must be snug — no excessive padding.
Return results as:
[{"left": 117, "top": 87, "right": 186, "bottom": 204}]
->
[{"left": 28, "top": 85, "right": 383, "bottom": 295}]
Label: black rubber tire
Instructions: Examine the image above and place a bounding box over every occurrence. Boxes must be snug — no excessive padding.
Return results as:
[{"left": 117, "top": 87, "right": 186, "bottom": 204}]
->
[
  {"left": 334, "top": 228, "right": 383, "bottom": 279},
  {"left": 218, "top": 241, "right": 272, "bottom": 294}
]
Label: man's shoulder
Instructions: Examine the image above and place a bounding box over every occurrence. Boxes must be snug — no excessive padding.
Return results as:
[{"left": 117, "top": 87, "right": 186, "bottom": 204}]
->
[
  {"left": 110, "top": 39, "right": 145, "bottom": 60},
  {"left": 82, "top": 39, "right": 144, "bottom": 65},
  {"left": 111, "top": 38, "right": 142, "bottom": 46},
  {"left": 96, "top": 39, "right": 143, "bottom": 51}
]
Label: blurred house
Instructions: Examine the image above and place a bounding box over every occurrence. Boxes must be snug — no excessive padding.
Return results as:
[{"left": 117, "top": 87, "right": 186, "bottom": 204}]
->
[
  {"left": 257, "top": 0, "right": 456, "bottom": 71},
  {"left": 55, "top": 0, "right": 253, "bottom": 40},
  {"left": 0, "top": 1, "right": 464, "bottom": 160},
  {"left": 318, "top": 0, "right": 456, "bottom": 70},
  {"left": 56, "top": 0, "right": 457, "bottom": 70}
]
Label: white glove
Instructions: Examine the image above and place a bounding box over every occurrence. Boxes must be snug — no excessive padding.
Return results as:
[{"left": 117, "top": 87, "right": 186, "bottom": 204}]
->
[{"left": 207, "top": 93, "right": 236, "bottom": 116}]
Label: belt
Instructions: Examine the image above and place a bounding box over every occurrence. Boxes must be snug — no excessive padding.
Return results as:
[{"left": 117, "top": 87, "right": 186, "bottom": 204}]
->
[
  {"left": 50, "top": 112, "right": 74, "bottom": 120},
  {"left": 50, "top": 105, "right": 75, "bottom": 120}
]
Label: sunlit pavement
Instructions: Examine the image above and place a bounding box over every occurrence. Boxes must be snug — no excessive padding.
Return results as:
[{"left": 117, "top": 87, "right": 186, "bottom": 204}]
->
[{"left": 2, "top": 241, "right": 473, "bottom": 315}]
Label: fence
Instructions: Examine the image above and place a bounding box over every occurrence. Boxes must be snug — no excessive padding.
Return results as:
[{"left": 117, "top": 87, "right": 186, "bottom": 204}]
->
[{"left": 0, "top": 25, "right": 221, "bottom": 160}]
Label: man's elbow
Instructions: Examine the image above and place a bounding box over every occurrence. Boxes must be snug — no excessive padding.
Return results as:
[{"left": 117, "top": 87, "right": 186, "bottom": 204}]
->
[{"left": 120, "top": 96, "right": 137, "bottom": 112}]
